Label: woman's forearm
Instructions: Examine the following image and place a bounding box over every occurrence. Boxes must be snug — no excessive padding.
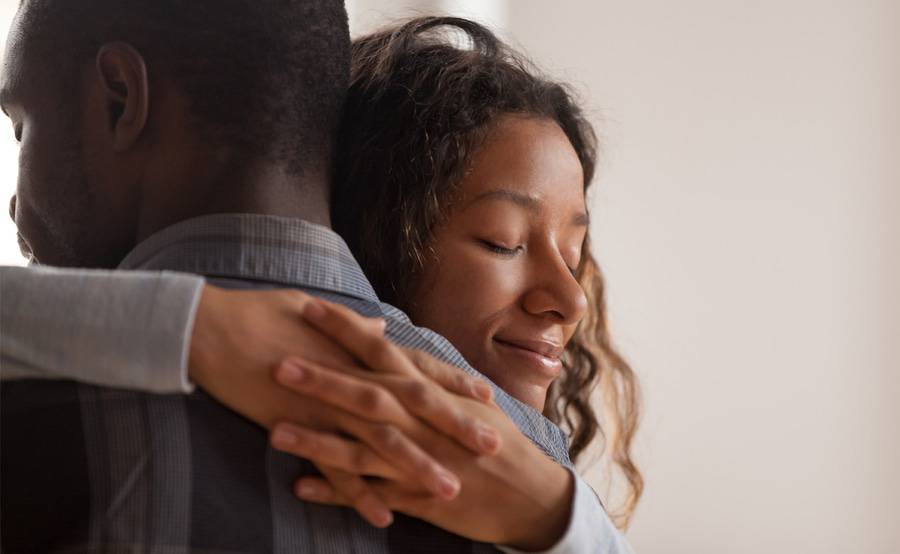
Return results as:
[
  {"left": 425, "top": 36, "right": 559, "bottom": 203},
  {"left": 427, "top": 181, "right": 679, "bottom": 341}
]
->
[
  {"left": 0, "top": 265, "right": 203, "bottom": 392},
  {"left": 498, "top": 470, "right": 634, "bottom": 554}
]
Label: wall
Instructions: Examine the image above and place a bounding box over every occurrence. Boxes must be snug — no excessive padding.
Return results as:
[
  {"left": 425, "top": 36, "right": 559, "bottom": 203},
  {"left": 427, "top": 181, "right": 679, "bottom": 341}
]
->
[
  {"left": 349, "top": 1, "right": 900, "bottom": 552},
  {"left": 0, "top": 0, "right": 22, "bottom": 266},
  {"left": 502, "top": 1, "right": 900, "bottom": 552}
]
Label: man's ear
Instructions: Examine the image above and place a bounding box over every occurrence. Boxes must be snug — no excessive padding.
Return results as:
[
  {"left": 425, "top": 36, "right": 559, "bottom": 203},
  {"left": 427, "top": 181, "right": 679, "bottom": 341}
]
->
[{"left": 94, "top": 42, "right": 149, "bottom": 152}]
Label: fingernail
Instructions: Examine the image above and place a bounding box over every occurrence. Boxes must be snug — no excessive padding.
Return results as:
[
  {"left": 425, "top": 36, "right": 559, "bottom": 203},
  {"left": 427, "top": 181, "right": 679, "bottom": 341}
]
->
[
  {"left": 477, "top": 425, "right": 500, "bottom": 453},
  {"left": 303, "top": 301, "right": 327, "bottom": 321},
  {"left": 271, "top": 427, "right": 297, "bottom": 448},
  {"left": 472, "top": 380, "right": 493, "bottom": 402},
  {"left": 296, "top": 481, "right": 319, "bottom": 498},
  {"left": 277, "top": 361, "right": 306, "bottom": 383},
  {"left": 373, "top": 508, "right": 393, "bottom": 527},
  {"left": 436, "top": 470, "right": 460, "bottom": 498},
  {"left": 360, "top": 497, "right": 394, "bottom": 527}
]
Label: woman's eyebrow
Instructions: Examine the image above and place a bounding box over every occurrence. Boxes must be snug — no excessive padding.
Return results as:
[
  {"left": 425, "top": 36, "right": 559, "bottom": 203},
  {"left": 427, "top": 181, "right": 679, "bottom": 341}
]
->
[
  {"left": 467, "top": 189, "right": 541, "bottom": 211},
  {"left": 466, "top": 188, "right": 589, "bottom": 226}
]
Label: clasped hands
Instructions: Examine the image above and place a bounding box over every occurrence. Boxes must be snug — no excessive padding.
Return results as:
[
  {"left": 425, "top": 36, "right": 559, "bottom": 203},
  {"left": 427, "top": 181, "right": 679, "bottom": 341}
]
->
[{"left": 189, "top": 287, "right": 573, "bottom": 550}]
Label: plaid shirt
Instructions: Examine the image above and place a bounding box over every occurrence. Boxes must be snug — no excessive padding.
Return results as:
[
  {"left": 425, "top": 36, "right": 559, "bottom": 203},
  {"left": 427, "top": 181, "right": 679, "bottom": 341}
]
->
[{"left": 1, "top": 214, "right": 571, "bottom": 554}]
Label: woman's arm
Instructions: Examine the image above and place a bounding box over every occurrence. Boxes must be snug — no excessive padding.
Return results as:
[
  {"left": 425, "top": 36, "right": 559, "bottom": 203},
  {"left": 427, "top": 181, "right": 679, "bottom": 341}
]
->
[
  {"left": 498, "top": 472, "right": 634, "bottom": 554},
  {"left": 268, "top": 302, "right": 634, "bottom": 552},
  {"left": 1, "top": 265, "right": 202, "bottom": 392},
  {"left": 1, "top": 266, "right": 500, "bottom": 525},
  {"left": 272, "top": 356, "right": 634, "bottom": 552}
]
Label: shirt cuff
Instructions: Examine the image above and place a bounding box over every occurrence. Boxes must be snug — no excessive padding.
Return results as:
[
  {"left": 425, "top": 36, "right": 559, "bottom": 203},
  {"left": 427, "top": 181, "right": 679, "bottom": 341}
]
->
[
  {"left": 496, "top": 469, "right": 633, "bottom": 554},
  {"left": 155, "top": 271, "right": 204, "bottom": 393}
]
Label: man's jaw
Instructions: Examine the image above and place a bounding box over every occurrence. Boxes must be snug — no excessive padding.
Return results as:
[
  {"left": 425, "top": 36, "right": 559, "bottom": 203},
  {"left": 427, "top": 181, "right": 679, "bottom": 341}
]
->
[{"left": 16, "top": 232, "right": 36, "bottom": 264}]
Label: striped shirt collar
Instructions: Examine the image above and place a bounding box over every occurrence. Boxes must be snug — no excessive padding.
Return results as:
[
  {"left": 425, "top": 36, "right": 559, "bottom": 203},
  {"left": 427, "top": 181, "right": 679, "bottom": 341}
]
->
[{"left": 119, "top": 213, "right": 379, "bottom": 302}]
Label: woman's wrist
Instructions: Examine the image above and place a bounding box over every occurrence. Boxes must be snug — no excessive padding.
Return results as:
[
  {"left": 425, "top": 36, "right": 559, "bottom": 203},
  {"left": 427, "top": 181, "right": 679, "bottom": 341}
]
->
[
  {"left": 187, "top": 284, "right": 219, "bottom": 389},
  {"left": 501, "top": 456, "right": 575, "bottom": 551}
]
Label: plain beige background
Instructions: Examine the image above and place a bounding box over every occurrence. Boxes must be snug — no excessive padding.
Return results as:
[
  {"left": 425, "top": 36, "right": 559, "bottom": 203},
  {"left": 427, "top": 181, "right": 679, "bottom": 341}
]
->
[
  {"left": 351, "top": 1, "right": 900, "bottom": 551},
  {"left": 2, "top": 1, "right": 898, "bottom": 552}
]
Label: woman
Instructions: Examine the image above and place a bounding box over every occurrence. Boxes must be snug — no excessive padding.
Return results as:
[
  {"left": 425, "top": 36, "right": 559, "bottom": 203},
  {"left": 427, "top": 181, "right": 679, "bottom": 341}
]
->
[
  {"left": 319, "top": 16, "right": 643, "bottom": 527},
  {"left": 3, "top": 14, "right": 640, "bottom": 544}
]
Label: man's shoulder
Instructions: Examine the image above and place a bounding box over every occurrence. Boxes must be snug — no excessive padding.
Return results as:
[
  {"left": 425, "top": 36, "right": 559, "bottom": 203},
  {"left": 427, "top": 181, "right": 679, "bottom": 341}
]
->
[
  {"left": 285, "top": 285, "right": 471, "bottom": 370},
  {"left": 378, "top": 303, "right": 479, "bottom": 373}
]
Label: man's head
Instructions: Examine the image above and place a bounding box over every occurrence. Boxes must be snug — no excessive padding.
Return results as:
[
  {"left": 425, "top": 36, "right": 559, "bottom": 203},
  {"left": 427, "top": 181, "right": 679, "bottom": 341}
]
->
[{"left": 1, "top": 0, "right": 349, "bottom": 267}]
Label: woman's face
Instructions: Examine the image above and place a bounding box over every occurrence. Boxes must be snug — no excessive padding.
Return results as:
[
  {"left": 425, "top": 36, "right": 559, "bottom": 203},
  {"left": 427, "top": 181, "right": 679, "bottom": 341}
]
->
[{"left": 408, "top": 115, "right": 588, "bottom": 410}]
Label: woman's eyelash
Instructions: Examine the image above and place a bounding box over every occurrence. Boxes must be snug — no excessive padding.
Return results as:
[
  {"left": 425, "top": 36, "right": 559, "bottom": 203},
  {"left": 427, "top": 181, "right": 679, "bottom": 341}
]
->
[
  {"left": 479, "top": 239, "right": 579, "bottom": 275},
  {"left": 479, "top": 239, "right": 522, "bottom": 256}
]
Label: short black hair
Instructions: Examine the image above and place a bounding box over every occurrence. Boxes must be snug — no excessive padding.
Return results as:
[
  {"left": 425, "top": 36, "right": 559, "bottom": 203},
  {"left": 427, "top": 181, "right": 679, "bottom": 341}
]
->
[{"left": 18, "top": 0, "right": 350, "bottom": 176}]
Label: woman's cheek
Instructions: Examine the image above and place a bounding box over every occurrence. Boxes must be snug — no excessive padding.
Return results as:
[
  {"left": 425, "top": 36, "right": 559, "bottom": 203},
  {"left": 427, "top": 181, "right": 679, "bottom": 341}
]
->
[{"left": 464, "top": 258, "right": 524, "bottom": 315}]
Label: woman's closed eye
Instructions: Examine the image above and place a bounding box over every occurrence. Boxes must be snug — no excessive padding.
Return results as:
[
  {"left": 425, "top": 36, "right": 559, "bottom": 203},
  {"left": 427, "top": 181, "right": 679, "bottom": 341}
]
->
[
  {"left": 478, "top": 239, "right": 523, "bottom": 257},
  {"left": 479, "top": 238, "right": 581, "bottom": 276}
]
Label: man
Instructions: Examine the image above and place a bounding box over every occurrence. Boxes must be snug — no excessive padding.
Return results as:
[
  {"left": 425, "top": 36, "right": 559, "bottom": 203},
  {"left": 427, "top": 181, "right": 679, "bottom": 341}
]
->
[{"left": 0, "top": 1, "right": 631, "bottom": 552}]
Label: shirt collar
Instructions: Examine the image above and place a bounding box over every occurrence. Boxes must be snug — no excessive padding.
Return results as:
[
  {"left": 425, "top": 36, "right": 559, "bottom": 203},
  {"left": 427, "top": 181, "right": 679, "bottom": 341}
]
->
[{"left": 118, "top": 213, "right": 379, "bottom": 302}]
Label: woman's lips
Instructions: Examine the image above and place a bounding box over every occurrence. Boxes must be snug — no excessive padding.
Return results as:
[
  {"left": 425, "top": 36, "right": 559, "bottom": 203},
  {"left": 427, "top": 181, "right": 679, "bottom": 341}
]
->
[{"left": 492, "top": 337, "right": 564, "bottom": 379}]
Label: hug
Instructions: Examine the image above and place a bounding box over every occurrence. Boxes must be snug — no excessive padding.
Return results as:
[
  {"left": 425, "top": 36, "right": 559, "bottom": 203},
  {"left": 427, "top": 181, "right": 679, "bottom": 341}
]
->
[{"left": 1, "top": 1, "right": 640, "bottom": 552}]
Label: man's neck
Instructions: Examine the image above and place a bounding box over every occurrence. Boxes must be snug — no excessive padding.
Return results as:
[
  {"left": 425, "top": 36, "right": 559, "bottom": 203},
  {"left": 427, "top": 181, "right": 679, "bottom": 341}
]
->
[{"left": 134, "top": 157, "right": 332, "bottom": 245}]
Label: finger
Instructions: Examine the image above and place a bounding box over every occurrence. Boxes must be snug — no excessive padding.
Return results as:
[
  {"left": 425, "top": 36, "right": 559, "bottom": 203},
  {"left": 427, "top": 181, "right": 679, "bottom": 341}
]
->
[
  {"left": 302, "top": 300, "right": 420, "bottom": 378},
  {"left": 276, "top": 358, "right": 501, "bottom": 456},
  {"left": 380, "top": 373, "right": 501, "bottom": 456},
  {"left": 364, "top": 483, "right": 434, "bottom": 517},
  {"left": 341, "top": 418, "right": 461, "bottom": 500},
  {"left": 271, "top": 363, "right": 462, "bottom": 499},
  {"left": 274, "top": 358, "right": 409, "bottom": 424},
  {"left": 294, "top": 476, "right": 348, "bottom": 505},
  {"left": 303, "top": 299, "right": 489, "bottom": 405},
  {"left": 296, "top": 477, "right": 434, "bottom": 519},
  {"left": 270, "top": 422, "right": 402, "bottom": 480},
  {"left": 314, "top": 466, "right": 393, "bottom": 528},
  {"left": 402, "top": 347, "right": 494, "bottom": 403}
]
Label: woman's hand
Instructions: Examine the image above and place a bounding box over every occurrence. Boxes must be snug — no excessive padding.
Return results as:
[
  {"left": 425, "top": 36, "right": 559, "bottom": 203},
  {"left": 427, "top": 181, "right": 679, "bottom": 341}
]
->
[
  {"left": 269, "top": 348, "right": 576, "bottom": 550},
  {"left": 187, "top": 285, "right": 500, "bottom": 527}
]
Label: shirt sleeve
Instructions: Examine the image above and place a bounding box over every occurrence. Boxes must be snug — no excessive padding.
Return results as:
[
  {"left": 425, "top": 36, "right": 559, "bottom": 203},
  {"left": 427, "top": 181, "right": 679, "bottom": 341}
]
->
[
  {"left": 0, "top": 265, "right": 203, "bottom": 393},
  {"left": 496, "top": 469, "right": 635, "bottom": 554}
]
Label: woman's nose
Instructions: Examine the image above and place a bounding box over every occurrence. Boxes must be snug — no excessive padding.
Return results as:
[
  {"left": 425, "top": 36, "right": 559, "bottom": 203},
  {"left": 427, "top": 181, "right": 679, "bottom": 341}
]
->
[{"left": 522, "top": 256, "right": 588, "bottom": 325}]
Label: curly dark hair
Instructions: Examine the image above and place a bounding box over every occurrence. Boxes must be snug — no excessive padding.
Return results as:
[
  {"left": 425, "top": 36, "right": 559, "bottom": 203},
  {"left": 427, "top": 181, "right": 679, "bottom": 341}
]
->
[{"left": 332, "top": 16, "right": 642, "bottom": 527}]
